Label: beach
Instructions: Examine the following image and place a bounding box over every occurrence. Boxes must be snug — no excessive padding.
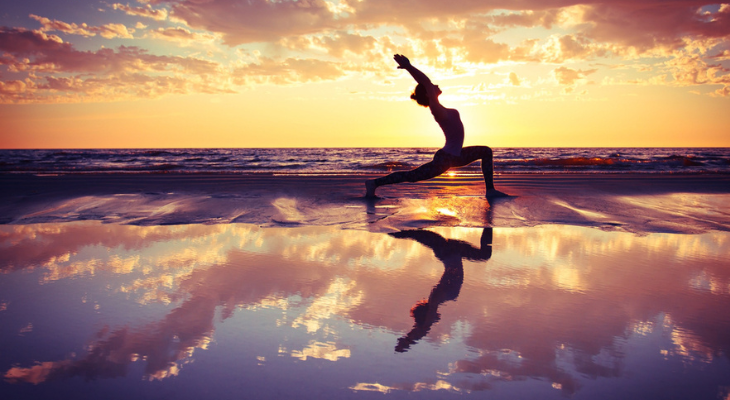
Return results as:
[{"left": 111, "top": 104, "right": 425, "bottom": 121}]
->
[
  {"left": 2, "top": 173, "right": 729, "bottom": 232},
  {"left": 1, "top": 171, "right": 730, "bottom": 399}
]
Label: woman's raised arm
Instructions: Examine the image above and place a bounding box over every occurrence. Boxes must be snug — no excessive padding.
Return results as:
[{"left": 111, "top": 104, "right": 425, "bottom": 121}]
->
[{"left": 394, "top": 54, "right": 433, "bottom": 87}]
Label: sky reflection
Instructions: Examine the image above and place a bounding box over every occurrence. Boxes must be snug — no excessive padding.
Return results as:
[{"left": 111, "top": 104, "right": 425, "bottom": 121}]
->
[{"left": 1, "top": 222, "right": 729, "bottom": 398}]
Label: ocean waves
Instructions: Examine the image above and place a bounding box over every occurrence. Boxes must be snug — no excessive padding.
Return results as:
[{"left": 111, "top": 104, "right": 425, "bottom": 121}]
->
[{"left": 1, "top": 148, "right": 728, "bottom": 175}]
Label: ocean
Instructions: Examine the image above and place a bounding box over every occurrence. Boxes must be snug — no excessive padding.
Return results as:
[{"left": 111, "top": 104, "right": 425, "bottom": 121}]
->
[{"left": 1, "top": 147, "right": 729, "bottom": 175}]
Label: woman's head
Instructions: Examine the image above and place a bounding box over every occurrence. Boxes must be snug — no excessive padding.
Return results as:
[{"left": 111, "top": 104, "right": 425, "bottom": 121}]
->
[
  {"left": 410, "top": 84, "right": 429, "bottom": 107},
  {"left": 410, "top": 84, "right": 441, "bottom": 107}
]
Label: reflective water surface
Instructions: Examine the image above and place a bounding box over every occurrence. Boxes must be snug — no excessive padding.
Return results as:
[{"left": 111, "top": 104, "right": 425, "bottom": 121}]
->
[{"left": 1, "top": 222, "right": 729, "bottom": 399}]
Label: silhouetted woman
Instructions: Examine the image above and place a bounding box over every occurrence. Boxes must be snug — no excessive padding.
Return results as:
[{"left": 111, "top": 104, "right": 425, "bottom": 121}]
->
[{"left": 366, "top": 54, "right": 508, "bottom": 199}]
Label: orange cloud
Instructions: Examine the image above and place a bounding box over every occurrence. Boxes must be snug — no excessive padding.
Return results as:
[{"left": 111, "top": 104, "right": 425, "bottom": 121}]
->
[
  {"left": 553, "top": 66, "right": 598, "bottom": 85},
  {"left": 148, "top": 26, "right": 217, "bottom": 45},
  {"left": 30, "top": 14, "right": 134, "bottom": 39},
  {"left": 579, "top": 3, "right": 730, "bottom": 54},
  {"left": 112, "top": 3, "right": 169, "bottom": 21},
  {"left": 1, "top": 39, "right": 218, "bottom": 74},
  {"left": 711, "top": 84, "right": 730, "bottom": 96},
  {"left": 0, "top": 28, "right": 229, "bottom": 103},
  {"left": 163, "top": 0, "right": 337, "bottom": 45},
  {"left": 462, "top": 24, "right": 511, "bottom": 64},
  {"left": 666, "top": 53, "right": 730, "bottom": 85},
  {"left": 232, "top": 57, "right": 346, "bottom": 85},
  {"left": 314, "top": 31, "right": 377, "bottom": 57}
]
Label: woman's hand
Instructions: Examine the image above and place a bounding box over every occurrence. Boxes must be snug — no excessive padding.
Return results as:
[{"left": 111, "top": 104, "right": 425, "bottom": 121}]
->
[{"left": 394, "top": 54, "right": 411, "bottom": 69}]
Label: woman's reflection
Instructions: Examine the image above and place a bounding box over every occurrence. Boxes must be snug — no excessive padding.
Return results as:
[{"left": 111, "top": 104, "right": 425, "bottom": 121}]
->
[{"left": 391, "top": 228, "right": 493, "bottom": 352}]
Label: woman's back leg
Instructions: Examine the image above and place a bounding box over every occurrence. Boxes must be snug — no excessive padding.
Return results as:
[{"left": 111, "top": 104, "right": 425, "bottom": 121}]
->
[{"left": 366, "top": 158, "right": 451, "bottom": 197}]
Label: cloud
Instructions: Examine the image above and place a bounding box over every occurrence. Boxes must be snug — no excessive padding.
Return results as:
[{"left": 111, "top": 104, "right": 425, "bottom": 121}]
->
[
  {"left": 2, "top": 72, "right": 233, "bottom": 104},
  {"left": 5, "top": 0, "right": 730, "bottom": 103},
  {"left": 0, "top": 28, "right": 217, "bottom": 74},
  {"left": 0, "top": 27, "right": 67, "bottom": 54},
  {"left": 30, "top": 14, "right": 95, "bottom": 37},
  {"left": 553, "top": 66, "right": 598, "bottom": 85},
  {"left": 0, "top": 25, "right": 357, "bottom": 103},
  {"left": 232, "top": 57, "right": 346, "bottom": 85},
  {"left": 97, "top": 24, "right": 135, "bottom": 39},
  {"left": 135, "top": 0, "right": 730, "bottom": 60},
  {"left": 711, "top": 85, "right": 730, "bottom": 96},
  {"left": 121, "top": 0, "right": 730, "bottom": 79},
  {"left": 277, "top": 35, "right": 316, "bottom": 51},
  {"left": 356, "top": 0, "right": 729, "bottom": 45},
  {"left": 314, "top": 31, "right": 377, "bottom": 57},
  {"left": 160, "top": 0, "right": 337, "bottom": 45},
  {"left": 487, "top": 9, "right": 562, "bottom": 29},
  {"left": 665, "top": 53, "right": 730, "bottom": 86},
  {"left": 340, "top": 0, "right": 501, "bottom": 26},
  {"left": 577, "top": 3, "right": 730, "bottom": 54},
  {"left": 509, "top": 72, "right": 521, "bottom": 86},
  {"left": 0, "top": 27, "right": 229, "bottom": 103},
  {"left": 112, "top": 3, "right": 169, "bottom": 21},
  {"left": 30, "top": 14, "right": 135, "bottom": 39},
  {"left": 148, "top": 27, "right": 217, "bottom": 45},
  {"left": 0, "top": 80, "right": 31, "bottom": 96},
  {"left": 541, "top": 34, "right": 608, "bottom": 63},
  {"left": 463, "top": 38, "right": 510, "bottom": 64}
]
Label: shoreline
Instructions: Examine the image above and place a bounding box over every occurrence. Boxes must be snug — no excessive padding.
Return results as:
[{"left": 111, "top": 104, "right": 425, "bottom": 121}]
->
[{"left": 2, "top": 173, "right": 729, "bottom": 233}]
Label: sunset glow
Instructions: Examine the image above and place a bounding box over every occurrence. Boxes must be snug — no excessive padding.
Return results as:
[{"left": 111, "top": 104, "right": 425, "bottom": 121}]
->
[{"left": 1, "top": 1, "right": 729, "bottom": 148}]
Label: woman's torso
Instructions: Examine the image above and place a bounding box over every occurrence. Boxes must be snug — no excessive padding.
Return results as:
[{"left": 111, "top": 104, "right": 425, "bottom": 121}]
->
[{"left": 434, "top": 108, "right": 464, "bottom": 156}]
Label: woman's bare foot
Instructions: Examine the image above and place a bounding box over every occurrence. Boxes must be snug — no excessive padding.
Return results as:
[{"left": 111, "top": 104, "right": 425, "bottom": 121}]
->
[
  {"left": 365, "top": 180, "right": 377, "bottom": 198},
  {"left": 486, "top": 188, "right": 510, "bottom": 199}
]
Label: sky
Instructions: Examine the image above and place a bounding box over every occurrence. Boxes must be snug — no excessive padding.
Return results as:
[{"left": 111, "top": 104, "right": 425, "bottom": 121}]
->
[{"left": 0, "top": 0, "right": 729, "bottom": 148}]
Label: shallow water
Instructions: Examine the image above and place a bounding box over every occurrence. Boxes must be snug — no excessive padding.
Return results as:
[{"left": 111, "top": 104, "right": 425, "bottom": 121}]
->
[{"left": 1, "top": 222, "right": 729, "bottom": 399}]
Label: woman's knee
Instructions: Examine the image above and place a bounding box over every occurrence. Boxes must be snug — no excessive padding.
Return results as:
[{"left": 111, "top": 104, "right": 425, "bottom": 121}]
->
[
  {"left": 464, "top": 147, "right": 493, "bottom": 163},
  {"left": 481, "top": 146, "right": 493, "bottom": 158},
  {"left": 476, "top": 146, "right": 493, "bottom": 162}
]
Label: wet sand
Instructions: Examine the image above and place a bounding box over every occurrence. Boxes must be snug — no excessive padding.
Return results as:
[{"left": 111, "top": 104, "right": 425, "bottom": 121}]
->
[
  {"left": 1, "top": 173, "right": 729, "bottom": 233},
  {"left": 1, "top": 173, "right": 730, "bottom": 399}
]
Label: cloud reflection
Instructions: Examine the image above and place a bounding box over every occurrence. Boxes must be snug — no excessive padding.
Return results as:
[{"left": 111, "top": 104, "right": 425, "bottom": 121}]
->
[
  {"left": 1, "top": 222, "right": 729, "bottom": 396},
  {"left": 291, "top": 341, "right": 351, "bottom": 361}
]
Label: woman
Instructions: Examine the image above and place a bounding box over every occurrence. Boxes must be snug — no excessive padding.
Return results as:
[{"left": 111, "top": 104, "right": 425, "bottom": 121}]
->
[{"left": 365, "top": 54, "right": 508, "bottom": 199}]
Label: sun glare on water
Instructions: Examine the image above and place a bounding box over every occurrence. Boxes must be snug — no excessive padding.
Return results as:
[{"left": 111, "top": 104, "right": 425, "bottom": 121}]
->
[{"left": 436, "top": 208, "right": 458, "bottom": 217}]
